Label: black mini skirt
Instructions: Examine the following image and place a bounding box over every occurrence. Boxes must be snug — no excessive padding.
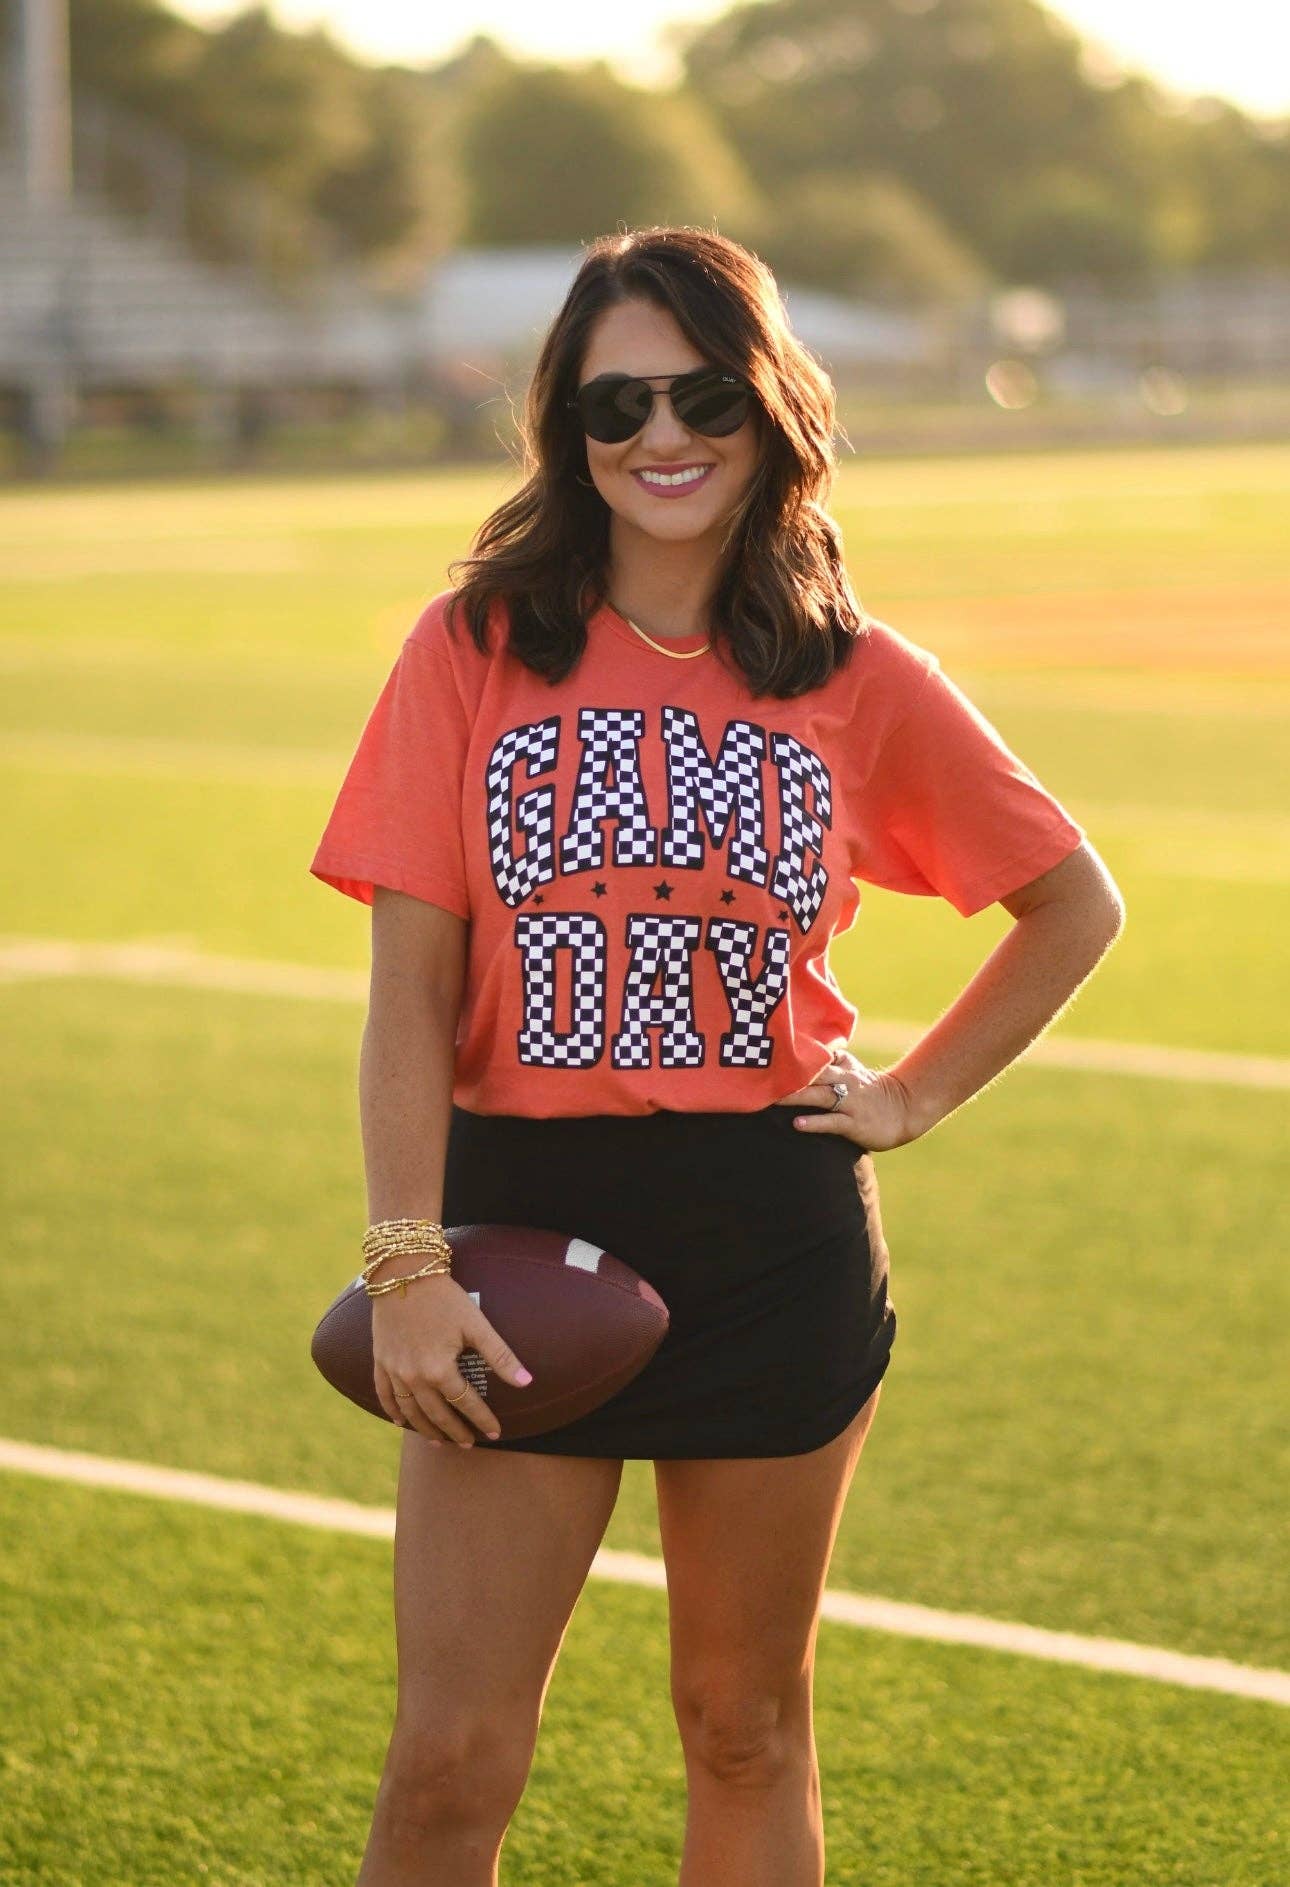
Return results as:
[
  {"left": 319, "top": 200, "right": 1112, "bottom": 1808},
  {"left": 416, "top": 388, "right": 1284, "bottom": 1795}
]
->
[{"left": 440, "top": 1100, "right": 896, "bottom": 1460}]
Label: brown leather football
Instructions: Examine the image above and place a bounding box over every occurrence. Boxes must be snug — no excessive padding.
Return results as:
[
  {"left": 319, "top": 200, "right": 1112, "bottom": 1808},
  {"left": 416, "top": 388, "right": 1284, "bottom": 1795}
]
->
[{"left": 311, "top": 1222, "right": 670, "bottom": 1439}]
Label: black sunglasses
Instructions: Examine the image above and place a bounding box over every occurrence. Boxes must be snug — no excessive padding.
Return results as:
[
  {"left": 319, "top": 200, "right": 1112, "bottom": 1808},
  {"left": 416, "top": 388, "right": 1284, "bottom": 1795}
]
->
[{"left": 566, "top": 368, "right": 754, "bottom": 444}]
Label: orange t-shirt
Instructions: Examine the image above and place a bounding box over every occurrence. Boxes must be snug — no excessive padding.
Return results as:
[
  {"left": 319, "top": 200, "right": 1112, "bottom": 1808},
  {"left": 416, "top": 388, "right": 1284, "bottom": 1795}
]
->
[{"left": 310, "top": 589, "right": 1085, "bottom": 1117}]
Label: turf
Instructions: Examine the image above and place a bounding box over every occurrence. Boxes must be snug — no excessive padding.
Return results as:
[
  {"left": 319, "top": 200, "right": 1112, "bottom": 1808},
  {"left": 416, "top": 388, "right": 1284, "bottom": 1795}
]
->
[
  {"left": 0, "top": 973, "right": 1285, "bottom": 1672},
  {"left": 2, "top": 442, "right": 1287, "bottom": 1883},
  {"left": 3, "top": 1474, "right": 1286, "bottom": 1887}
]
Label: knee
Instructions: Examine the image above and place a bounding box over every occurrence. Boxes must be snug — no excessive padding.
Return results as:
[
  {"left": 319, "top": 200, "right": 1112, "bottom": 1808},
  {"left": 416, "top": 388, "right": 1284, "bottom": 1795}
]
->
[
  {"left": 674, "top": 1676, "right": 805, "bottom": 1785},
  {"left": 376, "top": 1716, "right": 531, "bottom": 1837}
]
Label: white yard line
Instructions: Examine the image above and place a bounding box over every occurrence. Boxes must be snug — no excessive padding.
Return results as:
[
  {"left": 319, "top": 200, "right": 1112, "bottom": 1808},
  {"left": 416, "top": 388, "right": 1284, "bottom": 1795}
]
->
[
  {"left": 1, "top": 1437, "right": 1284, "bottom": 1708},
  {"left": 0, "top": 936, "right": 370, "bottom": 1004},
  {"left": 1, "top": 936, "right": 1287, "bottom": 1091}
]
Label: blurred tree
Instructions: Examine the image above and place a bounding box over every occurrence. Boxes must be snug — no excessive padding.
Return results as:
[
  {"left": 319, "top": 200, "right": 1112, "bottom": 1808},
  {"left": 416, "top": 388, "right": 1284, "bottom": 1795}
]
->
[
  {"left": 58, "top": 0, "right": 456, "bottom": 274},
  {"left": 1177, "top": 104, "right": 1290, "bottom": 269},
  {"left": 994, "top": 166, "right": 1154, "bottom": 286},
  {"left": 311, "top": 64, "right": 455, "bottom": 272},
  {"left": 37, "top": 0, "right": 1290, "bottom": 291},
  {"left": 457, "top": 61, "right": 760, "bottom": 243},
  {"left": 183, "top": 9, "right": 368, "bottom": 200},
  {"left": 755, "top": 168, "right": 989, "bottom": 301},
  {"left": 65, "top": 0, "right": 206, "bottom": 136},
  {"left": 676, "top": 0, "right": 1290, "bottom": 285}
]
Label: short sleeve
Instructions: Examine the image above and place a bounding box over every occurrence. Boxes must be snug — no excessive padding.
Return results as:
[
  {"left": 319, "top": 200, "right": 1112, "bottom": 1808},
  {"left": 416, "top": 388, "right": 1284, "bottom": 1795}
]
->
[
  {"left": 854, "top": 652, "right": 1086, "bottom": 918},
  {"left": 309, "top": 634, "right": 471, "bottom": 920}
]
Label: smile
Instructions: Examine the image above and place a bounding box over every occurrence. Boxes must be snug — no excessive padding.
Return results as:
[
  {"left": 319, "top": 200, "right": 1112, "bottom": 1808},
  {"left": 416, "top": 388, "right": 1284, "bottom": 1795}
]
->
[{"left": 631, "top": 465, "right": 715, "bottom": 497}]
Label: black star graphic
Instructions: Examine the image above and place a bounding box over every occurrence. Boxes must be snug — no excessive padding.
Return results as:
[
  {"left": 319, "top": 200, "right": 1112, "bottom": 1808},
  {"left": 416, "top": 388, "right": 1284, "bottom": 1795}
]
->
[
  {"left": 592, "top": 882, "right": 608, "bottom": 898},
  {"left": 778, "top": 908, "right": 790, "bottom": 921},
  {"left": 720, "top": 889, "right": 736, "bottom": 905},
  {"left": 652, "top": 881, "right": 674, "bottom": 901},
  {"left": 533, "top": 894, "right": 544, "bottom": 905}
]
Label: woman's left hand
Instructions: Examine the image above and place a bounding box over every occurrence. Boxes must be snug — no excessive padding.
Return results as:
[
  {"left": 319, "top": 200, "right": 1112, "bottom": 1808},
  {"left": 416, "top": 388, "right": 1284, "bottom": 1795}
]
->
[{"left": 773, "top": 1047, "right": 921, "bottom": 1154}]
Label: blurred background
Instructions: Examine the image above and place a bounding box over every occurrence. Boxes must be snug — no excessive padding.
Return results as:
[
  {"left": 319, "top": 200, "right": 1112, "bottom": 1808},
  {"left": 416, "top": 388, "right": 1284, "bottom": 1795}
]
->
[
  {"left": 3, "top": 7, "right": 1287, "bottom": 1883},
  {"left": 3, "top": 0, "right": 1289, "bottom": 477}
]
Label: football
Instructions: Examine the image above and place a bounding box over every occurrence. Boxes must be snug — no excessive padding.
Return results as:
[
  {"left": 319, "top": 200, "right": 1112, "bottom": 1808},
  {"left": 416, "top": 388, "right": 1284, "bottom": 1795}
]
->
[{"left": 311, "top": 1222, "right": 670, "bottom": 1439}]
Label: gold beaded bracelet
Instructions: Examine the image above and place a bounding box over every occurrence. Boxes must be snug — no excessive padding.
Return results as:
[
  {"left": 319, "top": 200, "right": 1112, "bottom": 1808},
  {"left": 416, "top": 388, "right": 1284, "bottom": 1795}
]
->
[
  {"left": 365, "top": 1254, "right": 453, "bottom": 1298},
  {"left": 361, "top": 1217, "right": 454, "bottom": 1299}
]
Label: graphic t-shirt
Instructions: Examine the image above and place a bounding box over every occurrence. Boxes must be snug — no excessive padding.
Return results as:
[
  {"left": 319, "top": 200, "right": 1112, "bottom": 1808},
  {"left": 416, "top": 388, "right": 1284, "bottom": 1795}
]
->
[{"left": 309, "top": 589, "right": 1086, "bottom": 1117}]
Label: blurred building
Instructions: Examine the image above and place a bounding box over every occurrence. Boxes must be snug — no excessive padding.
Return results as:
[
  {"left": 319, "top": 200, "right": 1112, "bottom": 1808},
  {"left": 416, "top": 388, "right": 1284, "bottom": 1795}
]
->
[{"left": 418, "top": 246, "right": 928, "bottom": 368}]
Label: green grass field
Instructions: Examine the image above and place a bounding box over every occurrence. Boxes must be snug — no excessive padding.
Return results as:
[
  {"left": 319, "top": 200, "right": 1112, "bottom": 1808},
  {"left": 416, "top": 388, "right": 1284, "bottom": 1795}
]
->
[{"left": 2, "top": 443, "right": 1287, "bottom": 1884}]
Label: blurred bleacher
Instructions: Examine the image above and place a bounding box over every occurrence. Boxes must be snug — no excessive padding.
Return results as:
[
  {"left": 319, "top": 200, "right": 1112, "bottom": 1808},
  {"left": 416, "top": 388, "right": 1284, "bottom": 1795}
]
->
[{"left": 0, "top": 152, "right": 416, "bottom": 389}]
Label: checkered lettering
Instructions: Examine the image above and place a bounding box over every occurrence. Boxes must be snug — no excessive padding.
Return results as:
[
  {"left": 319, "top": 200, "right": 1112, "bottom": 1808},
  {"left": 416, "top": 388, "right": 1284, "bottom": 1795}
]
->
[
  {"left": 706, "top": 918, "right": 791, "bottom": 1067},
  {"left": 768, "top": 731, "right": 832, "bottom": 931},
  {"left": 487, "top": 716, "right": 561, "bottom": 904},
  {"left": 515, "top": 909, "right": 607, "bottom": 1068},
  {"left": 485, "top": 703, "right": 834, "bottom": 1082},
  {"left": 559, "top": 706, "right": 656, "bottom": 876},
  {"left": 612, "top": 913, "right": 706, "bottom": 1069},
  {"left": 659, "top": 707, "right": 770, "bottom": 882}
]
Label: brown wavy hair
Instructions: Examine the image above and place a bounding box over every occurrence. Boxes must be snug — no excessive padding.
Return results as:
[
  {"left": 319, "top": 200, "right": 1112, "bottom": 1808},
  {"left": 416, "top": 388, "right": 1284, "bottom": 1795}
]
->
[{"left": 444, "top": 225, "right": 870, "bottom": 699}]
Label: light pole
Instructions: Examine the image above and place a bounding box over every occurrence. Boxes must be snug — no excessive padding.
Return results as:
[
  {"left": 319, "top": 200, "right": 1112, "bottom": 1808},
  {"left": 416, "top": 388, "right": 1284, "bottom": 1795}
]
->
[{"left": 18, "top": 0, "right": 75, "bottom": 469}]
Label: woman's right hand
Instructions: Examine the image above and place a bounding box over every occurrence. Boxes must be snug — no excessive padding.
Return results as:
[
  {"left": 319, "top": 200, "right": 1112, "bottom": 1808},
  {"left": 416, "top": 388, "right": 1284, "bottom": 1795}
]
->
[{"left": 371, "top": 1271, "right": 532, "bottom": 1446}]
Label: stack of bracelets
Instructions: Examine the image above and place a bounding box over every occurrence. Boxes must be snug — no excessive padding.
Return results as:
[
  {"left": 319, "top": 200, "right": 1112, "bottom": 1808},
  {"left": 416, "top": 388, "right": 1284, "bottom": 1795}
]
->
[{"left": 361, "top": 1218, "right": 454, "bottom": 1298}]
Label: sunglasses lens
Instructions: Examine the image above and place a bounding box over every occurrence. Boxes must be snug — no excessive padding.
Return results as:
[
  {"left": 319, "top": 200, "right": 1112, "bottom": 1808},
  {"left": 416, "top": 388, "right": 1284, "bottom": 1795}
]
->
[
  {"left": 578, "top": 379, "right": 654, "bottom": 443},
  {"left": 672, "top": 371, "right": 751, "bottom": 437}
]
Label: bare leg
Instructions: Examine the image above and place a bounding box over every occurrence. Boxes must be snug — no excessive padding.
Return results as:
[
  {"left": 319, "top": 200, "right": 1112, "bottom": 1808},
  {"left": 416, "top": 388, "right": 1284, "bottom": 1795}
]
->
[
  {"left": 356, "top": 1437, "right": 623, "bottom": 1886},
  {"left": 654, "top": 1384, "right": 883, "bottom": 1887}
]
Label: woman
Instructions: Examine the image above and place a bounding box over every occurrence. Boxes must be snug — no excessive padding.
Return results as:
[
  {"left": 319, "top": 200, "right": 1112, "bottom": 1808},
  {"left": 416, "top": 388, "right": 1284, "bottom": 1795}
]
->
[{"left": 310, "top": 227, "right": 1123, "bottom": 1887}]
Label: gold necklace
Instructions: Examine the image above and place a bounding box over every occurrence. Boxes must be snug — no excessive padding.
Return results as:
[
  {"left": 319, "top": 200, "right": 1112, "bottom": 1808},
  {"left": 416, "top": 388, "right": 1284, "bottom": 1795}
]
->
[{"left": 621, "top": 612, "right": 712, "bottom": 659}]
